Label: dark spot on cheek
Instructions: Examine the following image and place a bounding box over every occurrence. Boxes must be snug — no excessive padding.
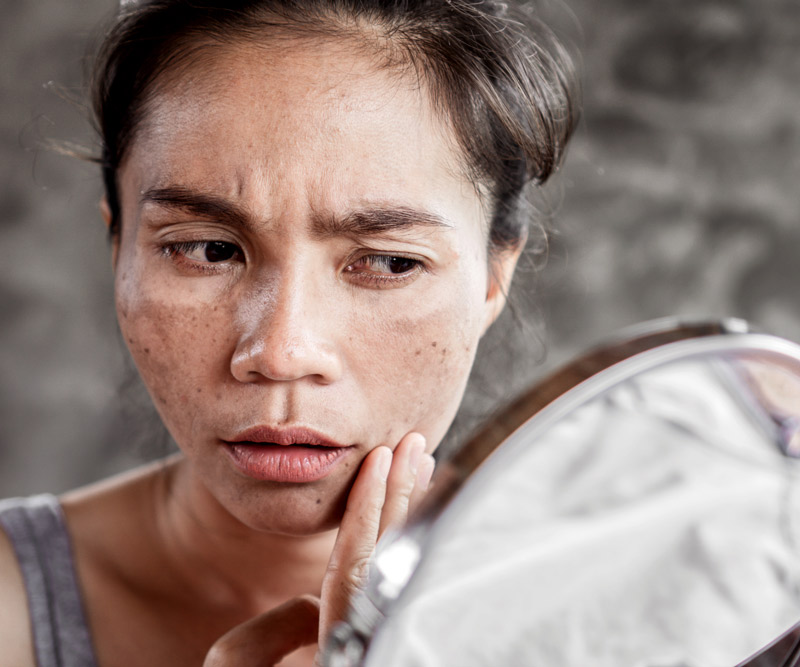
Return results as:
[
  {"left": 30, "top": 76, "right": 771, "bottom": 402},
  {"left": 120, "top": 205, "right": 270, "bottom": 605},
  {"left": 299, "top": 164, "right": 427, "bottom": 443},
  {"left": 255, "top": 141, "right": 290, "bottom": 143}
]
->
[
  {"left": 127, "top": 337, "right": 134, "bottom": 345},
  {"left": 144, "top": 348, "right": 150, "bottom": 355},
  {"left": 316, "top": 498, "right": 321, "bottom": 505},
  {"left": 157, "top": 395, "right": 168, "bottom": 406},
  {"left": 431, "top": 341, "right": 437, "bottom": 348},
  {"left": 415, "top": 349, "right": 422, "bottom": 356},
  {"left": 196, "top": 388, "right": 202, "bottom": 394}
]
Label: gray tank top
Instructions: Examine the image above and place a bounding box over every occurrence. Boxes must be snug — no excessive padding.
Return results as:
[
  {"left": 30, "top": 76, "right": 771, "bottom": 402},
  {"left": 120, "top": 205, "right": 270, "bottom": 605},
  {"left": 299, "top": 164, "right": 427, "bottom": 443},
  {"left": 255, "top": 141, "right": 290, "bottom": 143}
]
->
[{"left": 0, "top": 494, "right": 99, "bottom": 667}]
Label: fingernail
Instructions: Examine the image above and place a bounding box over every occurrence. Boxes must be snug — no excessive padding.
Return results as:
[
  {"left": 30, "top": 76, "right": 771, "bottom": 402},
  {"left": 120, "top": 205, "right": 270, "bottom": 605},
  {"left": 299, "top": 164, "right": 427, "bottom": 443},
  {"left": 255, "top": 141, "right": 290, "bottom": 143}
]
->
[
  {"left": 408, "top": 436, "right": 425, "bottom": 474},
  {"left": 377, "top": 447, "right": 392, "bottom": 481}
]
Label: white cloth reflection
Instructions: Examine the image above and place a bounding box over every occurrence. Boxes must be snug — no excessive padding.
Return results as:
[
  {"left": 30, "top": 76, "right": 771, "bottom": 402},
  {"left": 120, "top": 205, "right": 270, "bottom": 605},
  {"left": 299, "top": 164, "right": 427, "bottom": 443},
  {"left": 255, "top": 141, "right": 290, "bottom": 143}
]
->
[{"left": 366, "top": 359, "right": 800, "bottom": 666}]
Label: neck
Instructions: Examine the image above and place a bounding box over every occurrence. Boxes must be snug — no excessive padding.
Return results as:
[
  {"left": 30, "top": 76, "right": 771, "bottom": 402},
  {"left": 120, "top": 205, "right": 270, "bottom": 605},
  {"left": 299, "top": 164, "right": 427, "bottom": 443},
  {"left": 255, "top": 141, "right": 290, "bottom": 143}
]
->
[{"left": 153, "top": 456, "right": 337, "bottom": 612}]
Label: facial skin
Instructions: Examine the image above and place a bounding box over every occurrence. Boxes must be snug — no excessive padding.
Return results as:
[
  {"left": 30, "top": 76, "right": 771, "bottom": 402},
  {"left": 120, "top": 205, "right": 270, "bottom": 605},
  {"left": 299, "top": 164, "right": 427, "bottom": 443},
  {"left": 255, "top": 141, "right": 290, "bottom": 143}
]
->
[{"left": 112, "top": 36, "right": 516, "bottom": 536}]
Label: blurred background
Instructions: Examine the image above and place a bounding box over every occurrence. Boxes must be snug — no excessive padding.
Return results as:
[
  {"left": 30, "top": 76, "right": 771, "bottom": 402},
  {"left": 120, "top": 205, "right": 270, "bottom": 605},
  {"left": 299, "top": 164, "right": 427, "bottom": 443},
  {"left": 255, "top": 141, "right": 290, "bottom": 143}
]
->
[{"left": 1, "top": 0, "right": 799, "bottom": 495}]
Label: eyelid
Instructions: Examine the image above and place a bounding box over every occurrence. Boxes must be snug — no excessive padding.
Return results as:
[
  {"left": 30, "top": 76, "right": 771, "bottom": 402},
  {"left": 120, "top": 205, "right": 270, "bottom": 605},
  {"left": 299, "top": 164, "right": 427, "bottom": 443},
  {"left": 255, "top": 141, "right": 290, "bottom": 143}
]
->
[
  {"left": 148, "top": 217, "right": 245, "bottom": 246},
  {"left": 348, "top": 251, "right": 425, "bottom": 270},
  {"left": 145, "top": 216, "right": 248, "bottom": 244},
  {"left": 160, "top": 239, "right": 245, "bottom": 273},
  {"left": 344, "top": 251, "right": 427, "bottom": 288}
]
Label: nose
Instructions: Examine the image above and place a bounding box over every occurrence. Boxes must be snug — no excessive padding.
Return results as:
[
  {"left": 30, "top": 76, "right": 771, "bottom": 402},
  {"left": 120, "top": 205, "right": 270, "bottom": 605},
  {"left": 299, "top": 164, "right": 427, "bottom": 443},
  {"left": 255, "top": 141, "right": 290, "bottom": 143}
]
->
[{"left": 230, "top": 274, "right": 342, "bottom": 385}]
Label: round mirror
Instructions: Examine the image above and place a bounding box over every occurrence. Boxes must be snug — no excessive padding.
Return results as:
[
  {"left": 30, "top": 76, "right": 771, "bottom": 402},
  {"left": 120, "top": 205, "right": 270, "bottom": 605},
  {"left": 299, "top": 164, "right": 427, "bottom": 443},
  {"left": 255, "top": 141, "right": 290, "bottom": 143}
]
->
[{"left": 323, "top": 319, "right": 800, "bottom": 667}]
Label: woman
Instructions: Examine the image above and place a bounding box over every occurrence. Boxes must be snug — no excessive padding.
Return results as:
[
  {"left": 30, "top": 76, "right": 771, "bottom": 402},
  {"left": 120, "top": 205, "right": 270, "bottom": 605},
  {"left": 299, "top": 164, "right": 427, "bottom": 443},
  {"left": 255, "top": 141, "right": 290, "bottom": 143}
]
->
[{"left": 0, "top": 1, "right": 577, "bottom": 665}]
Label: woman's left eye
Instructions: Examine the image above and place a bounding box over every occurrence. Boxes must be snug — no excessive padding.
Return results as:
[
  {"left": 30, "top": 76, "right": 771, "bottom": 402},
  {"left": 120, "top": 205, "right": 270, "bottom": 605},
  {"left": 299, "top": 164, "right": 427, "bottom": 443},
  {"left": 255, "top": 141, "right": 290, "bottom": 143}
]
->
[
  {"left": 345, "top": 254, "right": 424, "bottom": 286},
  {"left": 164, "top": 240, "right": 244, "bottom": 265}
]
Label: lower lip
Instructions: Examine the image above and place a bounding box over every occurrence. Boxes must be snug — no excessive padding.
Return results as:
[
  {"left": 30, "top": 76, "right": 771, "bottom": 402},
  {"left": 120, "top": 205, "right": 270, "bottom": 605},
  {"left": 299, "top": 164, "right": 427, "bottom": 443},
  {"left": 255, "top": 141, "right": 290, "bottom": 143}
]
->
[{"left": 224, "top": 442, "right": 352, "bottom": 483}]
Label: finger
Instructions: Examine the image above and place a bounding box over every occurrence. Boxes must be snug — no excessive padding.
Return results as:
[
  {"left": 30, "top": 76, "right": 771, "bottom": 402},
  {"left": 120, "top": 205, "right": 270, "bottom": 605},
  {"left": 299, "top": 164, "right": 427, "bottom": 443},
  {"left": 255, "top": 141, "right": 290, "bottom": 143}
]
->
[
  {"left": 408, "top": 452, "right": 435, "bottom": 515},
  {"left": 319, "top": 446, "right": 392, "bottom": 642},
  {"left": 204, "top": 595, "right": 320, "bottom": 667},
  {"left": 378, "top": 432, "right": 426, "bottom": 539}
]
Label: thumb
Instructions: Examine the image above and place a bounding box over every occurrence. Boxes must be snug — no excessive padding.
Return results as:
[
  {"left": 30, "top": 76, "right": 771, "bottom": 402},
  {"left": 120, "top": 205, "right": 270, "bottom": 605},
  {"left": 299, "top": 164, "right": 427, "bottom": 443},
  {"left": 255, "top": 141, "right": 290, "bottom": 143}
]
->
[{"left": 204, "top": 595, "right": 320, "bottom": 667}]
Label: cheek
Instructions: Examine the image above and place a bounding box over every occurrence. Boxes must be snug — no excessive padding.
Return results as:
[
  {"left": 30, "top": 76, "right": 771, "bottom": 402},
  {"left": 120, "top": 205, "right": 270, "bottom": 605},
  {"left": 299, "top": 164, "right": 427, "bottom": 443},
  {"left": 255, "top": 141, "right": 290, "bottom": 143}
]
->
[
  {"left": 116, "top": 271, "right": 232, "bottom": 443},
  {"left": 352, "top": 281, "right": 486, "bottom": 448}
]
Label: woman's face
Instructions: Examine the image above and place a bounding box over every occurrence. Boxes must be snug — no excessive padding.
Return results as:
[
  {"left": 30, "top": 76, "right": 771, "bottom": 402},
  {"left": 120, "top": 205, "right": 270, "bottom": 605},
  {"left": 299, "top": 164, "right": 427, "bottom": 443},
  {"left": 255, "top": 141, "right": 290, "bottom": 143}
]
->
[{"left": 113, "top": 37, "right": 514, "bottom": 534}]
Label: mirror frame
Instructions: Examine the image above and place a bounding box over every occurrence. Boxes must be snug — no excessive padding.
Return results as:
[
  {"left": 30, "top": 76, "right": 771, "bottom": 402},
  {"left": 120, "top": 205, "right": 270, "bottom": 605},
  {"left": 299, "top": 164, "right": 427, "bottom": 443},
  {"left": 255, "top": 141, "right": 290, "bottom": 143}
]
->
[{"left": 322, "top": 318, "right": 800, "bottom": 667}]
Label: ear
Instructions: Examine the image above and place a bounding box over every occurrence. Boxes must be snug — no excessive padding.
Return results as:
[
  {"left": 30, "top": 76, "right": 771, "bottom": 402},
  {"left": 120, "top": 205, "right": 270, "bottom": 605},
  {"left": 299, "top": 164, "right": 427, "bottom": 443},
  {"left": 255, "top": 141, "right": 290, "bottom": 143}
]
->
[
  {"left": 482, "top": 243, "right": 524, "bottom": 335},
  {"left": 100, "top": 198, "right": 120, "bottom": 271}
]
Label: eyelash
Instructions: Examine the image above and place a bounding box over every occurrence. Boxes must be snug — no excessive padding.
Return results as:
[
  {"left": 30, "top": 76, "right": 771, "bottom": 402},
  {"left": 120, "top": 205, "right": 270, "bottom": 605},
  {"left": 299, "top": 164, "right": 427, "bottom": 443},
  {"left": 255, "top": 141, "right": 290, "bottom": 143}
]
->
[
  {"left": 161, "top": 240, "right": 425, "bottom": 286},
  {"left": 344, "top": 254, "right": 425, "bottom": 287},
  {"left": 161, "top": 240, "right": 244, "bottom": 272}
]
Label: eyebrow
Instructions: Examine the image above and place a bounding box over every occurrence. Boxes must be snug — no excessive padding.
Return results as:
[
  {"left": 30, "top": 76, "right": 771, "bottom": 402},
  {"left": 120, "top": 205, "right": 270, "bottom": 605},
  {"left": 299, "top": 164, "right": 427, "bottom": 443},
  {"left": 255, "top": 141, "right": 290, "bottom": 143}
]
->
[
  {"left": 141, "top": 186, "right": 253, "bottom": 231},
  {"left": 140, "top": 185, "right": 453, "bottom": 237},
  {"left": 312, "top": 207, "right": 453, "bottom": 238}
]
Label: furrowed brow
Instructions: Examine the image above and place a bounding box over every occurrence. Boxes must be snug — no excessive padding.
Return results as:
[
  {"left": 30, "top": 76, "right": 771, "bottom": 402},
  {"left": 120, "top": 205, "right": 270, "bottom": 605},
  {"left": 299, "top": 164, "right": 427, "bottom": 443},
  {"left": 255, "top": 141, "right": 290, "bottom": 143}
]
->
[
  {"left": 140, "top": 186, "right": 253, "bottom": 230},
  {"left": 313, "top": 207, "right": 453, "bottom": 238}
]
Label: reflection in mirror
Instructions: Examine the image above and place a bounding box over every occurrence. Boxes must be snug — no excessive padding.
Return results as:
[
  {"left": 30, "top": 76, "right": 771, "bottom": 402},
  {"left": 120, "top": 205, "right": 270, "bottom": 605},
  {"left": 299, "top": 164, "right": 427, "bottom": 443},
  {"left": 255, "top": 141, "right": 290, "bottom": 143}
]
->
[
  {"left": 329, "top": 327, "right": 800, "bottom": 667},
  {"left": 732, "top": 355, "right": 800, "bottom": 458}
]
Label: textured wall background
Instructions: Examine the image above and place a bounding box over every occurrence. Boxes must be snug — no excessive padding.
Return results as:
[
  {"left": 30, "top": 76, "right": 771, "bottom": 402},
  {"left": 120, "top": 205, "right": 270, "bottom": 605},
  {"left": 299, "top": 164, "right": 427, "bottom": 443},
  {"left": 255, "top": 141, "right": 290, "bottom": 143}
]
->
[{"left": 2, "top": 0, "right": 799, "bottom": 496}]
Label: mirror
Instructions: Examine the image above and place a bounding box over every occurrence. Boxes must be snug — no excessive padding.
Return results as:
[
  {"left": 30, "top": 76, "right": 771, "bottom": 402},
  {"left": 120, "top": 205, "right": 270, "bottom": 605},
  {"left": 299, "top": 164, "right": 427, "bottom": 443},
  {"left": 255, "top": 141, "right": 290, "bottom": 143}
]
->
[{"left": 322, "top": 319, "right": 800, "bottom": 667}]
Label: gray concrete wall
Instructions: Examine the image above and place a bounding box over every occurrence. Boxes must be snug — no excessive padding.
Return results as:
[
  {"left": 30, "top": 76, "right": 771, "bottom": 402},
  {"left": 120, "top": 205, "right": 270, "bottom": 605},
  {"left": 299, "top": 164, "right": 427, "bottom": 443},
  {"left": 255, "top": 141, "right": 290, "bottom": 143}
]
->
[{"left": 2, "top": 0, "right": 799, "bottom": 495}]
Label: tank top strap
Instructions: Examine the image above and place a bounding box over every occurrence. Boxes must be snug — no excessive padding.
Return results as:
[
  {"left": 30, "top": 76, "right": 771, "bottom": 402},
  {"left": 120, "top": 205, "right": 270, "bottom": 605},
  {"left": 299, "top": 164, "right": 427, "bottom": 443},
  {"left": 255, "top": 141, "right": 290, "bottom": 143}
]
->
[{"left": 0, "top": 494, "right": 98, "bottom": 667}]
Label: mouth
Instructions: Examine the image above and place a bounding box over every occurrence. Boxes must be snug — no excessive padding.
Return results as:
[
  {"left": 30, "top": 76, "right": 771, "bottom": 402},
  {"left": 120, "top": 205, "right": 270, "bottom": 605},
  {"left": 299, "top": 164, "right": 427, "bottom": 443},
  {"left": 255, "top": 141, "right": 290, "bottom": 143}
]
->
[{"left": 222, "top": 426, "right": 355, "bottom": 483}]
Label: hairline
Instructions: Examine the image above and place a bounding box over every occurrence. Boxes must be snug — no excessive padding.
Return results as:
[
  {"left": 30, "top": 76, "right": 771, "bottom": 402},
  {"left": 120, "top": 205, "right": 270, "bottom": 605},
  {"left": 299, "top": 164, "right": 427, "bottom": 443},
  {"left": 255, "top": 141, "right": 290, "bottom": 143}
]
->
[{"left": 117, "top": 25, "right": 495, "bottom": 243}]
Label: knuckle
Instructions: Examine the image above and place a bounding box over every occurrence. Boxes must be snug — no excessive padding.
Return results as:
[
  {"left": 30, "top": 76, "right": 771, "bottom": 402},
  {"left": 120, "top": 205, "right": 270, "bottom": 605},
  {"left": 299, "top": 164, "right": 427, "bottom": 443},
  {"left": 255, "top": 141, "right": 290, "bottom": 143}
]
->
[
  {"left": 326, "top": 553, "right": 371, "bottom": 590},
  {"left": 328, "top": 550, "right": 371, "bottom": 577},
  {"left": 347, "top": 554, "right": 372, "bottom": 587}
]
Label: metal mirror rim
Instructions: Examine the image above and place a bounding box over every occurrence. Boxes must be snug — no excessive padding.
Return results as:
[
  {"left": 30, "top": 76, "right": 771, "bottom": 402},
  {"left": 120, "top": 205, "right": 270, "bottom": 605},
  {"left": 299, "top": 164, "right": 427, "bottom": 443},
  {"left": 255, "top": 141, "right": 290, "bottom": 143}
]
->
[{"left": 323, "top": 318, "right": 800, "bottom": 667}]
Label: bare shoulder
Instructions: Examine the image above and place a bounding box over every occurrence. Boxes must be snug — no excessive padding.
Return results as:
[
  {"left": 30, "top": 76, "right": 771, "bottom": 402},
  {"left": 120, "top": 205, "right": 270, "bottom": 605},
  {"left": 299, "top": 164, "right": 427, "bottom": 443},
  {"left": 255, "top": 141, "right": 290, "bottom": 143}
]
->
[
  {"left": 0, "top": 523, "right": 36, "bottom": 666},
  {"left": 60, "top": 457, "right": 179, "bottom": 567},
  {"left": 0, "top": 460, "right": 178, "bottom": 667}
]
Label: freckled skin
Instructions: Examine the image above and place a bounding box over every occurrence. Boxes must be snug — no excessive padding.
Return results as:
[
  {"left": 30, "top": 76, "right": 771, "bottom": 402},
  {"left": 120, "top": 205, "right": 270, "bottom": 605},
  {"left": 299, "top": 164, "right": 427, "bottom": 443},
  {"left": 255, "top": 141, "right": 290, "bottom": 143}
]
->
[{"left": 113, "top": 38, "right": 515, "bottom": 537}]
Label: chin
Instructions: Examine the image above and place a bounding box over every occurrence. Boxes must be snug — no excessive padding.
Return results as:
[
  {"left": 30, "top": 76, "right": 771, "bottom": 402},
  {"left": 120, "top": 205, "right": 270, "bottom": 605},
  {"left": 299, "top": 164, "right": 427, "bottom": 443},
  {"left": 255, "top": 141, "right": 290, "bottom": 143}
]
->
[{"left": 230, "top": 480, "right": 351, "bottom": 537}]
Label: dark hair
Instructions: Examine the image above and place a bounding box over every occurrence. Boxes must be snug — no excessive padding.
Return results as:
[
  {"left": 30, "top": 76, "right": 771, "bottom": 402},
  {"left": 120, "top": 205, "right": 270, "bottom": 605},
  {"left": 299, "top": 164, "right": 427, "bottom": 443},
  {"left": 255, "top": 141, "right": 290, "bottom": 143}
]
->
[{"left": 92, "top": 0, "right": 579, "bottom": 253}]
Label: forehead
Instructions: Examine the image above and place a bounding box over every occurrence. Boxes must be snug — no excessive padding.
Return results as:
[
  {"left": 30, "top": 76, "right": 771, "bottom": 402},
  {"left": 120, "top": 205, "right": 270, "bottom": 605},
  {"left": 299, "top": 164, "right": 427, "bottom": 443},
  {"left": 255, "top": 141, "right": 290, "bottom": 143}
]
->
[{"left": 122, "top": 37, "right": 482, "bottom": 225}]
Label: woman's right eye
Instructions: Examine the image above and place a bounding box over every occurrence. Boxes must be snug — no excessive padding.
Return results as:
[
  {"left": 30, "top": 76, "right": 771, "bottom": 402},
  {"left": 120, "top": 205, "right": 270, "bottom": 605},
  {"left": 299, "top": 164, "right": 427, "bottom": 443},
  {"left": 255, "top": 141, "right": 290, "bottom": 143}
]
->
[{"left": 163, "top": 240, "right": 244, "bottom": 266}]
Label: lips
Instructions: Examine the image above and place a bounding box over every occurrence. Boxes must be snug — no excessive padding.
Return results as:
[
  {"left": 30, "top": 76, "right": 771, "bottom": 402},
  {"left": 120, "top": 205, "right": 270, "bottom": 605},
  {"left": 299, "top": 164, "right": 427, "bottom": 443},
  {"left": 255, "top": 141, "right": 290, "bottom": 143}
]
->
[{"left": 222, "top": 426, "right": 354, "bottom": 483}]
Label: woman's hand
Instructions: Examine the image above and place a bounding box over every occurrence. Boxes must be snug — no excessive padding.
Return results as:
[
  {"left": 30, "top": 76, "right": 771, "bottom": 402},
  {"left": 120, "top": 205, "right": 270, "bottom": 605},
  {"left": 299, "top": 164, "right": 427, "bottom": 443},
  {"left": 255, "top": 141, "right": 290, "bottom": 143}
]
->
[
  {"left": 203, "top": 433, "right": 435, "bottom": 667},
  {"left": 319, "top": 433, "right": 435, "bottom": 647}
]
